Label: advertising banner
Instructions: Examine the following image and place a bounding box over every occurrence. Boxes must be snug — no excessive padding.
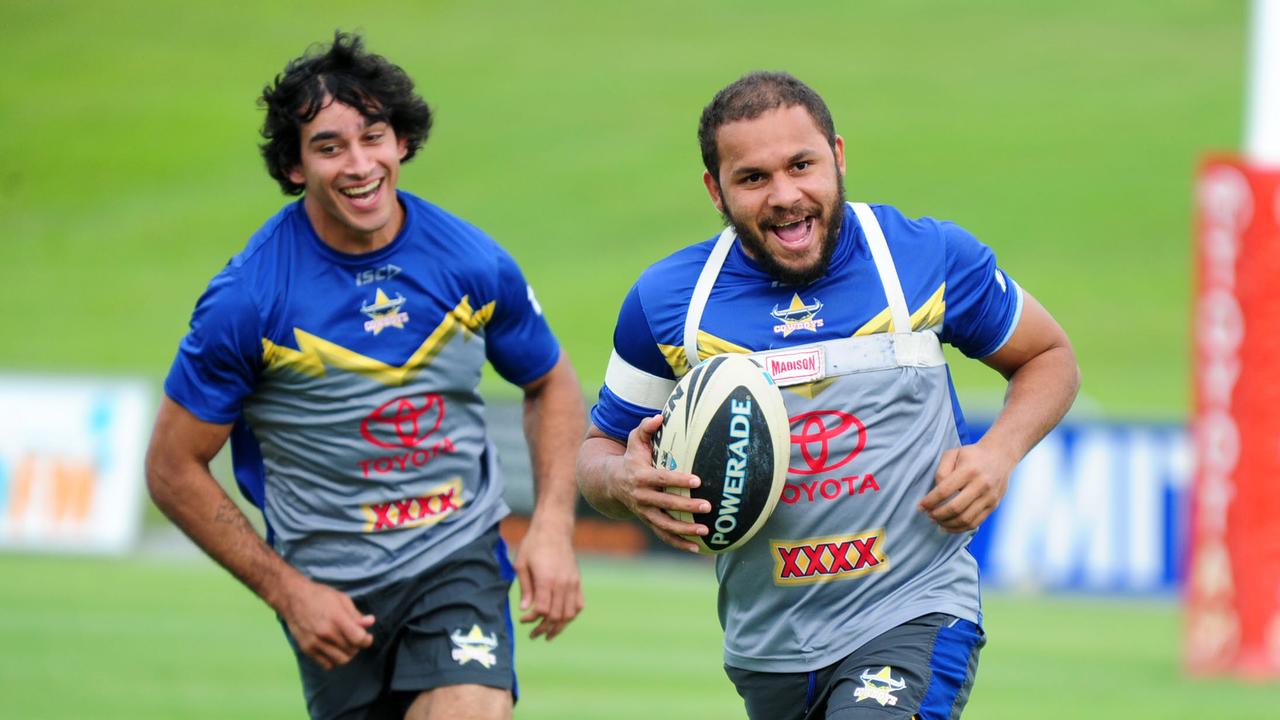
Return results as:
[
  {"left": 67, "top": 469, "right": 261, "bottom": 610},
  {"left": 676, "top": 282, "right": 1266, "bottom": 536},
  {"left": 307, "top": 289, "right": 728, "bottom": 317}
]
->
[
  {"left": 0, "top": 376, "right": 151, "bottom": 554},
  {"left": 968, "top": 421, "right": 1190, "bottom": 594}
]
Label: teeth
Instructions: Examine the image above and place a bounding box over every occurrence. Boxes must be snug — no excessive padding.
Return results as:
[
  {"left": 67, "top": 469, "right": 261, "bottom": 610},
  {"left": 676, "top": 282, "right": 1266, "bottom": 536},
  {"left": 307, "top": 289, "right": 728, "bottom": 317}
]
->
[{"left": 341, "top": 179, "right": 381, "bottom": 197}]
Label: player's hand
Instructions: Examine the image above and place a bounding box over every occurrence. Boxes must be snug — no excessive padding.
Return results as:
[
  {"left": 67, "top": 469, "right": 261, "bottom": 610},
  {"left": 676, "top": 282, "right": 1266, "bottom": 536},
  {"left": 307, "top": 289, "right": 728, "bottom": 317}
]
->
[
  {"left": 514, "top": 518, "right": 583, "bottom": 641},
  {"left": 918, "top": 443, "right": 1015, "bottom": 533},
  {"left": 609, "top": 414, "right": 710, "bottom": 553},
  {"left": 278, "top": 575, "right": 375, "bottom": 670}
]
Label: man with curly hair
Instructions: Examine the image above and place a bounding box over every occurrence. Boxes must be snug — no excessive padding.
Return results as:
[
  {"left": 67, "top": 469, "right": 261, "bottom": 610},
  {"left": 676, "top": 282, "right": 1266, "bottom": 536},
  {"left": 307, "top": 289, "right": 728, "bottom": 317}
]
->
[{"left": 146, "top": 31, "right": 585, "bottom": 720}]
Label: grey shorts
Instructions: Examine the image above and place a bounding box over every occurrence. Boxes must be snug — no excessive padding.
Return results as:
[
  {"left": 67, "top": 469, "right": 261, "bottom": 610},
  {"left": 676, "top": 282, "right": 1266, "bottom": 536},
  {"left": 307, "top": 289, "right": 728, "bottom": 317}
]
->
[
  {"left": 286, "top": 525, "right": 517, "bottom": 720},
  {"left": 725, "top": 613, "right": 985, "bottom": 720}
]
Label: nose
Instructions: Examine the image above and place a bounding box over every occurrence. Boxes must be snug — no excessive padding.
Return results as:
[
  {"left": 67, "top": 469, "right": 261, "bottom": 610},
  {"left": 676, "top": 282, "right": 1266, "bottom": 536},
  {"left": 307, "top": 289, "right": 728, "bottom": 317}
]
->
[
  {"left": 345, "top": 143, "right": 375, "bottom": 177},
  {"left": 768, "top": 174, "right": 803, "bottom": 209}
]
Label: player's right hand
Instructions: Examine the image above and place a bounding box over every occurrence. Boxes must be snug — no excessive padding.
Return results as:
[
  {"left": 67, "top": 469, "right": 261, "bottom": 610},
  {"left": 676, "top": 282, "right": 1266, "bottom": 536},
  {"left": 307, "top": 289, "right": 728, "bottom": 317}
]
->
[
  {"left": 279, "top": 576, "right": 375, "bottom": 670},
  {"left": 609, "top": 414, "right": 710, "bottom": 553}
]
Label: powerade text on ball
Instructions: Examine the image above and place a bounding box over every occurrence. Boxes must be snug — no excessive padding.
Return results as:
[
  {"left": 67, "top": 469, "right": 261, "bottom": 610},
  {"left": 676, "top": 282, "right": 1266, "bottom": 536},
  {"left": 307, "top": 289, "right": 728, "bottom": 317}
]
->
[{"left": 711, "top": 398, "right": 752, "bottom": 547}]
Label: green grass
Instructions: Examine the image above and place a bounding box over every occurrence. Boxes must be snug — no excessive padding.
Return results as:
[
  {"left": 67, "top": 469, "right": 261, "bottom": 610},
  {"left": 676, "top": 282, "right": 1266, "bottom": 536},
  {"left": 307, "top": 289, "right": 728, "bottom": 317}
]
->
[
  {"left": 3, "top": 551, "right": 1279, "bottom": 719},
  {"left": 0, "top": 3, "right": 1259, "bottom": 716},
  {"left": 0, "top": 0, "right": 1246, "bottom": 417}
]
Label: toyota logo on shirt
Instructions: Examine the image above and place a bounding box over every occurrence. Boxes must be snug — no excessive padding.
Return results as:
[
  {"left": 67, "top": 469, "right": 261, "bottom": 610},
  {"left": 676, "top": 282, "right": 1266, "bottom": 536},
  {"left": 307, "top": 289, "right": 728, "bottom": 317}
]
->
[
  {"left": 360, "top": 394, "right": 446, "bottom": 449},
  {"left": 789, "top": 410, "right": 867, "bottom": 475}
]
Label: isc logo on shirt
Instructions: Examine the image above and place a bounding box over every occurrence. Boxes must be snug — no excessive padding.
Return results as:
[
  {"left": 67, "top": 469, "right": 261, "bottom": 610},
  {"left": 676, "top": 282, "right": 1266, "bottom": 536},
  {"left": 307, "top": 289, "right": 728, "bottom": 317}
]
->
[{"left": 355, "top": 263, "right": 402, "bottom": 286}]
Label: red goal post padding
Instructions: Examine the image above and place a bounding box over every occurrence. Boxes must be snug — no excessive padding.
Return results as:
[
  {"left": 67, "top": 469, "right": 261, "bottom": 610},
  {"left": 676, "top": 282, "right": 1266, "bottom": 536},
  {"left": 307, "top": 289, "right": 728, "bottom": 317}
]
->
[{"left": 1187, "top": 156, "right": 1280, "bottom": 677}]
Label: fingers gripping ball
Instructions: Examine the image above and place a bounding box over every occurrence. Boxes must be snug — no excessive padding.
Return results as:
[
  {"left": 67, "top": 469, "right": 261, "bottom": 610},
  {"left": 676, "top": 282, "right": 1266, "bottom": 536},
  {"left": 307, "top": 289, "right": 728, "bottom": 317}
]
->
[{"left": 651, "top": 354, "right": 790, "bottom": 554}]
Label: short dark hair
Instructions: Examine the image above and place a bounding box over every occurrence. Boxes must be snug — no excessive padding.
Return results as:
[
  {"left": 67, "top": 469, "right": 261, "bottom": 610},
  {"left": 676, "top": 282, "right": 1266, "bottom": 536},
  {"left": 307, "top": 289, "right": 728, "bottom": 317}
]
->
[
  {"left": 697, "top": 71, "right": 837, "bottom": 183},
  {"left": 258, "top": 31, "right": 434, "bottom": 195}
]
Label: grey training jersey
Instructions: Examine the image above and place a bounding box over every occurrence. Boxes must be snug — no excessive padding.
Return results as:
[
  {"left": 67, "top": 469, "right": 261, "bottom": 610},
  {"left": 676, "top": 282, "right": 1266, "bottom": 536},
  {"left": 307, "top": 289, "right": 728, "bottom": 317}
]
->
[
  {"left": 699, "top": 206, "right": 984, "bottom": 671},
  {"left": 592, "top": 202, "right": 1024, "bottom": 673},
  {"left": 165, "top": 193, "right": 561, "bottom": 594}
]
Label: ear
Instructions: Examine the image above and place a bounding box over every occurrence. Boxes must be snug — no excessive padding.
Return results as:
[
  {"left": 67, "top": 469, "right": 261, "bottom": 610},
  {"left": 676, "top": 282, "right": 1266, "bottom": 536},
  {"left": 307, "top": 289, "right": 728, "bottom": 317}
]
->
[
  {"left": 703, "top": 170, "right": 725, "bottom": 213},
  {"left": 287, "top": 165, "right": 305, "bottom": 186},
  {"left": 834, "top": 135, "right": 846, "bottom": 177},
  {"left": 398, "top": 135, "right": 409, "bottom": 160}
]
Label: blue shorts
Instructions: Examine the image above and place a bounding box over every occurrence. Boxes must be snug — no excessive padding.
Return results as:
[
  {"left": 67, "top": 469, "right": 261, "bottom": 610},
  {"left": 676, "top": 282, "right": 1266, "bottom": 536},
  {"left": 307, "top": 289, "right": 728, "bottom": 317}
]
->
[
  {"left": 286, "top": 525, "right": 518, "bottom": 720},
  {"left": 725, "top": 613, "right": 985, "bottom": 720}
]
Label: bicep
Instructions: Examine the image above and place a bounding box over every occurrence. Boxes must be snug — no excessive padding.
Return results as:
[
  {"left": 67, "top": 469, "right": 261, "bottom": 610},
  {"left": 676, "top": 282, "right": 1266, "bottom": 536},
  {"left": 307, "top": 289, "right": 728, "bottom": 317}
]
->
[
  {"left": 148, "top": 395, "right": 235, "bottom": 471},
  {"left": 980, "top": 290, "right": 1071, "bottom": 379}
]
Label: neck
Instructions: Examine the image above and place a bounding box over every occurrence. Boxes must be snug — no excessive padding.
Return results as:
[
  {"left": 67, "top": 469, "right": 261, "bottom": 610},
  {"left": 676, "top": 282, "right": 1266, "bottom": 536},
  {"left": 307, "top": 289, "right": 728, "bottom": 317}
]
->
[{"left": 302, "top": 194, "right": 405, "bottom": 255}]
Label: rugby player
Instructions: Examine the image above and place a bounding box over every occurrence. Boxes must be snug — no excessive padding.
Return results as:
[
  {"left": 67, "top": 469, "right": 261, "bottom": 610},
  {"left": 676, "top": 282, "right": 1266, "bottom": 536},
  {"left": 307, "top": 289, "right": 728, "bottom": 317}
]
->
[
  {"left": 146, "top": 32, "right": 585, "bottom": 720},
  {"left": 577, "top": 72, "right": 1080, "bottom": 719}
]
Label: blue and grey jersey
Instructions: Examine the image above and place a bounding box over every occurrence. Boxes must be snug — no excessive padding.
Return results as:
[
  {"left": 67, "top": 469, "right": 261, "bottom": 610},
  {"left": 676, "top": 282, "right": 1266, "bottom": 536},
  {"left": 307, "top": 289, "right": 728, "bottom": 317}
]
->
[
  {"left": 165, "top": 191, "right": 560, "bottom": 594},
  {"left": 590, "top": 202, "right": 1024, "bottom": 672}
]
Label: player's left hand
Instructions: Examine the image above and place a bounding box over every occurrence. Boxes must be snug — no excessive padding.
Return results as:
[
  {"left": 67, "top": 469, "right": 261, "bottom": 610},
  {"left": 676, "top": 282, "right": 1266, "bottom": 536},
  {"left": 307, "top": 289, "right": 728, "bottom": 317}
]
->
[
  {"left": 513, "top": 518, "right": 583, "bottom": 641},
  {"left": 918, "top": 443, "right": 1015, "bottom": 533}
]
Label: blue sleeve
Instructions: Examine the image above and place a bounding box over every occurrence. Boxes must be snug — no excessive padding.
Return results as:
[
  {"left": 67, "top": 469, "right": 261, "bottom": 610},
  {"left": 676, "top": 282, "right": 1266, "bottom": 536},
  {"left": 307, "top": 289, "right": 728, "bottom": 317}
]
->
[
  {"left": 484, "top": 247, "right": 560, "bottom": 386},
  {"left": 589, "top": 282, "right": 675, "bottom": 441},
  {"left": 939, "top": 221, "right": 1023, "bottom": 359},
  {"left": 163, "top": 267, "right": 263, "bottom": 424}
]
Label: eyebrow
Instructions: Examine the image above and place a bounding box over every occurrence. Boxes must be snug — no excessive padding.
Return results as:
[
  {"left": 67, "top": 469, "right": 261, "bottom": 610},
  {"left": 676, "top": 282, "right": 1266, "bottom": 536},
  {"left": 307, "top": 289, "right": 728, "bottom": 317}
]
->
[
  {"left": 305, "top": 119, "right": 390, "bottom": 146},
  {"left": 787, "top": 148, "right": 818, "bottom": 164},
  {"left": 731, "top": 149, "right": 818, "bottom": 179},
  {"left": 306, "top": 130, "right": 341, "bottom": 145}
]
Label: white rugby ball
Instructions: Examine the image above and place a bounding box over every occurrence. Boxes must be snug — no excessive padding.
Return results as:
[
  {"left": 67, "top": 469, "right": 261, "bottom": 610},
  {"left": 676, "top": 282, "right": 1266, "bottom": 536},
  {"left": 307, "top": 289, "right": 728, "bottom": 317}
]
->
[{"left": 651, "top": 354, "right": 790, "bottom": 554}]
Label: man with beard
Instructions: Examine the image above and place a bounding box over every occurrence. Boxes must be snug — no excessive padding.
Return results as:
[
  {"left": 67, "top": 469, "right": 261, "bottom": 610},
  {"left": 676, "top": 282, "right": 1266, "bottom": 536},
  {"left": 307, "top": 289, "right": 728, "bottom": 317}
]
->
[
  {"left": 576, "top": 72, "right": 1079, "bottom": 719},
  {"left": 147, "top": 32, "right": 585, "bottom": 720}
]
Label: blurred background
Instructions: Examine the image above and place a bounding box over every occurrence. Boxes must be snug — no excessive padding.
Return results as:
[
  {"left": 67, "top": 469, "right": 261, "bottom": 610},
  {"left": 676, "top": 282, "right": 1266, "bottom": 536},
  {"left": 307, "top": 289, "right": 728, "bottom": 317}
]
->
[{"left": 2, "top": 0, "right": 1276, "bottom": 718}]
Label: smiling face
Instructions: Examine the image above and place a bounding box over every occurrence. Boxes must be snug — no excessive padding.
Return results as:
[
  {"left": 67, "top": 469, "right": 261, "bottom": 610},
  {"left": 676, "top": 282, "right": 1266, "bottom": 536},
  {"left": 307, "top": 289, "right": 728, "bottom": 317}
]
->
[
  {"left": 287, "top": 98, "right": 409, "bottom": 253},
  {"left": 704, "top": 104, "right": 846, "bottom": 285}
]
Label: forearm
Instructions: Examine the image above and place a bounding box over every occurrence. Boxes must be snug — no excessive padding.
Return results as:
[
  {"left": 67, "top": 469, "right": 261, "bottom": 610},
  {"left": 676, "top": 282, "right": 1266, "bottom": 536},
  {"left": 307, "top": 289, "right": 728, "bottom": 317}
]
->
[
  {"left": 979, "top": 344, "right": 1080, "bottom": 466},
  {"left": 575, "top": 436, "right": 632, "bottom": 520},
  {"left": 523, "top": 354, "right": 587, "bottom": 530},
  {"left": 147, "top": 461, "right": 303, "bottom": 613}
]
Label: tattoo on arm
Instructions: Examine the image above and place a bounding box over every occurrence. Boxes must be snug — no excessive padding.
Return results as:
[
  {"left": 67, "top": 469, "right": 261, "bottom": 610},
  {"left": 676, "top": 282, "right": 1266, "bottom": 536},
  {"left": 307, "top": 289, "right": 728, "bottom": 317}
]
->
[{"left": 214, "top": 498, "right": 256, "bottom": 534}]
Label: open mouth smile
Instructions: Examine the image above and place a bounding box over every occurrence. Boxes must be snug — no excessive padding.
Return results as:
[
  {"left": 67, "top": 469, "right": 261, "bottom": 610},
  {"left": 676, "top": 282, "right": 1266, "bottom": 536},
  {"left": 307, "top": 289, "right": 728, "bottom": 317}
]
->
[
  {"left": 340, "top": 178, "right": 383, "bottom": 200},
  {"left": 769, "top": 216, "right": 815, "bottom": 248}
]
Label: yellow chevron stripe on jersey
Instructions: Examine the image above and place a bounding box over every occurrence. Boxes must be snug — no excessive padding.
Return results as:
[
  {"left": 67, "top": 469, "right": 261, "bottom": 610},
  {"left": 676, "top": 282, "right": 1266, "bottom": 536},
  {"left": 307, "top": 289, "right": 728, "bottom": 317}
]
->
[
  {"left": 657, "top": 331, "right": 752, "bottom": 377},
  {"left": 852, "top": 282, "right": 946, "bottom": 336},
  {"left": 262, "top": 296, "right": 496, "bottom": 386}
]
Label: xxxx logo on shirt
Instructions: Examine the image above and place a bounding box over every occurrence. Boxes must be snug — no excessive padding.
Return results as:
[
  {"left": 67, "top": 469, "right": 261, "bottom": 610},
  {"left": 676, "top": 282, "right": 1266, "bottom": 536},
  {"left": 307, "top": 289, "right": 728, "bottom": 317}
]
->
[
  {"left": 771, "top": 529, "right": 887, "bottom": 585},
  {"left": 362, "top": 477, "right": 464, "bottom": 532}
]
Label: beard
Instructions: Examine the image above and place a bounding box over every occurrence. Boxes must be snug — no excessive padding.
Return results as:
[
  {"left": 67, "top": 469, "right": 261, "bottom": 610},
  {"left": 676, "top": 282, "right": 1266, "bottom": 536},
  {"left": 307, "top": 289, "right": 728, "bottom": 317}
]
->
[{"left": 723, "top": 174, "right": 846, "bottom": 287}]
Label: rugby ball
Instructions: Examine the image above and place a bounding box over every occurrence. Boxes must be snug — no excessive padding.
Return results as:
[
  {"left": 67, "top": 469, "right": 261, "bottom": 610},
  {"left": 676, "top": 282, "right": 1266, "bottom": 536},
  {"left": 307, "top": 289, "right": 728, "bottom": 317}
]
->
[{"left": 651, "top": 354, "right": 790, "bottom": 554}]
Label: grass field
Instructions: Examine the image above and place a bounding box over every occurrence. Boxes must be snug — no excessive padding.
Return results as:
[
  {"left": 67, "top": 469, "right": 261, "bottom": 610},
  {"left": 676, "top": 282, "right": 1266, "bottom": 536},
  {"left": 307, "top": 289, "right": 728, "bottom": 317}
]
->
[
  {"left": 0, "top": 0, "right": 1245, "bottom": 416},
  {"left": 3, "top": 551, "right": 1280, "bottom": 720},
  {"left": 0, "top": 1, "right": 1264, "bottom": 717}
]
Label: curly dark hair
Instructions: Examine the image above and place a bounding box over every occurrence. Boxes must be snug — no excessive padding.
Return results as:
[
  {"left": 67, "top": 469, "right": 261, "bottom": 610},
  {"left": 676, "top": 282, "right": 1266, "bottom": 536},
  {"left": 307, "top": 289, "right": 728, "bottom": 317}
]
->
[
  {"left": 697, "top": 71, "right": 837, "bottom": 184},
  {"left": 259, "top": 31, "right": 434, "bottom": 195}
]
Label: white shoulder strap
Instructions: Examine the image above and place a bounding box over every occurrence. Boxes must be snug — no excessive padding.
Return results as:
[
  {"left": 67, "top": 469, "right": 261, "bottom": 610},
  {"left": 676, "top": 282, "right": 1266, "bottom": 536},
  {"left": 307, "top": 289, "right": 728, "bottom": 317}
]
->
[
  {"left": 684, "top": 226, "right": 737, "bottom": 369},
  {"left": 850, "top": 202, "right": 911, "bottom": 333}
]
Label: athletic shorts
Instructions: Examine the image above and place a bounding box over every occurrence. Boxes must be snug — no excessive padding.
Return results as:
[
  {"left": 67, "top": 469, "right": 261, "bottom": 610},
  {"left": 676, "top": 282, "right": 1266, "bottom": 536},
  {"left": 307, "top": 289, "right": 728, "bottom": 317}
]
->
[
  {"left": 725, "top": 613, "right": 985, "bottom": 720},
  {"left": 286, "top": 524, "right": 518, "bottom": 720}
]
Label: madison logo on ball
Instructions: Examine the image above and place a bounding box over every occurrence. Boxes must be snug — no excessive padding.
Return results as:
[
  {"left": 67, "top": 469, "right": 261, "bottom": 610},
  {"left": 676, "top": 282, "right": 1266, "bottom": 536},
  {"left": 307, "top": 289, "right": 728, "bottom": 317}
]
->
[
  {"left": 771, "top": 529, "right": 888, "bottom": 585},
  {"left": 357, "top": 393, "right": 457, "bottom": 478},
  {"left": 782, "top": 410, "right": 880, "bottom": 506}
]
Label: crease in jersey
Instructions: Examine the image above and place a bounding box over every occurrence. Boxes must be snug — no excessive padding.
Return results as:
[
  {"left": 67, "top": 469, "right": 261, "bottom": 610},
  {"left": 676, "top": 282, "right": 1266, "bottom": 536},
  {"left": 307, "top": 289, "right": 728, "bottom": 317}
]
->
[
  {"left": 260, "top": 295, "right": 496, "bottom": 385},
  {"left": 654, "top": 281, "right": 946, "bottom": 377}
]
